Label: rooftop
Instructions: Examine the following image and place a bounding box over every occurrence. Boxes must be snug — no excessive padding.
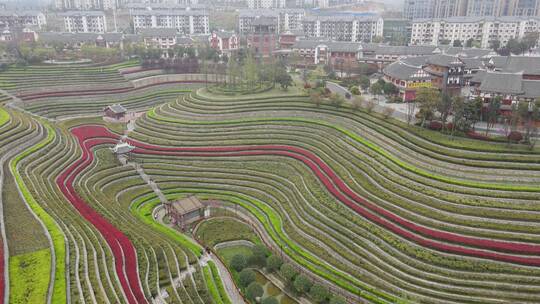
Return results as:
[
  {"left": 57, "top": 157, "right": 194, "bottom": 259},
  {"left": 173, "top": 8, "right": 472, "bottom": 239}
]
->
[
  {"left": 140, "top": 28, "right": 178, "bottom": 37},
  {"left": 383, "top": 61, "right": 431, "bottom": 81},
  {"left": 169, "top": 196, "right": 204, "bottom": 215},
  {"left": 61, "top": 11, "right": 106, "bottom": 17},
  {"left": 131, "top": 9, "right": 207, "bottom": 16}
]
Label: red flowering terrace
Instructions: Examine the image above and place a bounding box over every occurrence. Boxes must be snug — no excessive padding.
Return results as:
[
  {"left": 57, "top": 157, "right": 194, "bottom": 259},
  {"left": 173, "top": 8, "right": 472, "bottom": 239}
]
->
[{"left": 61, "top": 124, "right": 540, "bottom": 302}]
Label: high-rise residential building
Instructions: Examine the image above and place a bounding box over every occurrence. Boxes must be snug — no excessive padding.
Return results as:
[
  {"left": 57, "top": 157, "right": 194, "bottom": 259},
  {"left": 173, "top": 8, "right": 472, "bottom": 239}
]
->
[
  {"left": 434, "top": 0, "right": 468, "bottom": 17},
  {"left": 301, "top": 15, "right": 384, "bottom": 42},
  {"left": 131, "top": 8, "right": 209, "bottom": 35},
  {"left": 62, "top": 11, "right": 107, "bottom": 33},
  {"left": 55, "top": 0, "right": 118, "bottom": 10},
  {"left": 404, "top": 0, "right": 436, "bottom": 19},
  {"left": 238, "top": 9, "right": 305, "bottom": 34},
  {"left": 247, "top": 0, "right": 285, "bottom": 9},
  {"left": 410, "top": 16, "right": 540, "bottom": 48},
  {"left": 0, "top": 11, "right": 47, "bottom": 29},
  {"left": 509, "top": 0, "right": 540, "bottom": 16},
  {"left": 465, "top": 0, "right": 506, "bottom": 16}
]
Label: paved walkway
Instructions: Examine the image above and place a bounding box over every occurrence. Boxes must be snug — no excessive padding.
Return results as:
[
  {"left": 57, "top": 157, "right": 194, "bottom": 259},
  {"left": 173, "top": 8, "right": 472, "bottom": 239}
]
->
[{"left": 152, "top": 207, "right": 246, "bottom": 304}]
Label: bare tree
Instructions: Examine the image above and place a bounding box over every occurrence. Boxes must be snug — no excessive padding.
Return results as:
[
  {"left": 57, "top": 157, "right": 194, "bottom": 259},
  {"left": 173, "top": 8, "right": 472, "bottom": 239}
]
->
[{"left": 406, "top": 101, "right": 417, "bottom": 125}]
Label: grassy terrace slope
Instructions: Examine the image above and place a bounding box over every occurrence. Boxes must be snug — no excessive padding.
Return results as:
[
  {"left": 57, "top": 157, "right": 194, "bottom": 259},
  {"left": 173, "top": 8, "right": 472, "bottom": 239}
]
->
[
  {"left": 122, "top": 90, "right": 540, "bottom": 304},
  {"left": 0, "top": 61, "right": 138, "bottom": 96}
]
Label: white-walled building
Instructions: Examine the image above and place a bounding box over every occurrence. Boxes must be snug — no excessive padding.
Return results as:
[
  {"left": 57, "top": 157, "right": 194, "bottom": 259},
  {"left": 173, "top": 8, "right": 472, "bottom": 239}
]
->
[
  {"left": 62, "top": 11, "right": 107, "bottom": 33},
  {"left": 238, "top": 9, "right": 305, "bottom": 34},
  {"left": 301, "top": 15, "right": 384, "bottom": 42},
  {"left": 131, "top": 9, "right": 209, "bottom": 35},
  {"left": 0, "top": 11, "right": 47, "bottom": 29},
  {"left": 247, "top": 0, "right": 285, "bottom": 9},
  {"left": 410, "top": 16, "right": 540, "bottom": 48},
  {"left": 56, "top": 0, "right": 118, "bottom": 10}
]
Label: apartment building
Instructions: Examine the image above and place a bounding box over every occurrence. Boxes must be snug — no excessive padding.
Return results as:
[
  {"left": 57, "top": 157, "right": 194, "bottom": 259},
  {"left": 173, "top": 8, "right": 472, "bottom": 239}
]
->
[
  {"left": 410, "top": 16, "right": 540, "bottom": 48},
  {"left": 55, "top": 0, "right": 117, "bottom": 10},
  {"left": 238, "top": 9, "right": 305, "bottom": 35},
  {"left": 301, "top": 15, "right": 384, "bottom": 42},
  {"left": 131, "top": 8, "right": 209, "bottom": 35},
  {"left": 246, "top": 0, "right": 286, "bottom": 8},
  {"left": 404, "top": 0, "right": 436, "bottom": 19},
  {"left": 62, "top": 11, "right": 107, "bottom": 33},
  {"left": 0, "top": 11, "right": 47, "bottom": 30}
]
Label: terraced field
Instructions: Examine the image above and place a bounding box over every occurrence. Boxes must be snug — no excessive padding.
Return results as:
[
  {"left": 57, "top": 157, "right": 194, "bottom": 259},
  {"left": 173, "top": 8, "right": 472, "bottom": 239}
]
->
[{"left": 1, "top": 61, "right": 540, "bottom": 304}]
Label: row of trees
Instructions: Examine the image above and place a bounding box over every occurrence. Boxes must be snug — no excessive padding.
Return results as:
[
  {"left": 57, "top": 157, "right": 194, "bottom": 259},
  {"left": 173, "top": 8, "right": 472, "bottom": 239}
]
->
[{"left": 230, "top": 244, "right": 347, "bottom": 304}]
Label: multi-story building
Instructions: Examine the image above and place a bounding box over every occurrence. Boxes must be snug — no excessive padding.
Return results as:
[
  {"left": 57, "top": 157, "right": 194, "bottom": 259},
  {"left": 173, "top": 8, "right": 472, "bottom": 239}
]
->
[
  {"left": 131, "top": 8, "right": 209, "bottom": 35},
  {"left": 382, "top": 58, "right": 433, "bottom": 101},
  {"left": 209, "top": 31, "right": 239, "bottom": 53},
  {"left": 465, "top": 0, "right": 504, "bottom": 16},
  {"left": 246, "top": 16, "right": 278, "bottom": 56},
  {"left": 238, "top": 9, "right": 305, "bottom": 35},
  {"left": 433, "top": 0, "right": 468, "bottom": 17},
  {"left": 0, "top": 11, "right": 47, "bottom": 29},
  {"left": 62, "top": 11, "right": 107, "bottom": 33},
  {"left": 383, "top": 18, "right": 412, "bottom": 45},
  {"left": 55, "top": 0, "right": 118, "bottom": 10},
  {"left": 301, "top": 15, "right": 384, "bottom": 42},
  {"left": 410, "top": 16, "right": 540, "bottom": 48},
  {"left": 404, "top": 0, "right": 436, "bottom": 19},
  {"left": 140, "top": 28, "right": 178, "bottom": 49},
  {"left": 247, "top": 0, "right": 286, "bottom": 9},
  {"left": 424, "top": 53, "right": 465, "bottom": 94},
  {"left": 291, "top": 39, "right": 362, "bottom": 65}
]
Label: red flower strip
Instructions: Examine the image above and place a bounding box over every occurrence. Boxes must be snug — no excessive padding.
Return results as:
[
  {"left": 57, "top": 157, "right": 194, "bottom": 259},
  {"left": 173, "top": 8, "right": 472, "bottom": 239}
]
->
[{"left": 58, "top": 130, "right": 147, "bottom": 304}]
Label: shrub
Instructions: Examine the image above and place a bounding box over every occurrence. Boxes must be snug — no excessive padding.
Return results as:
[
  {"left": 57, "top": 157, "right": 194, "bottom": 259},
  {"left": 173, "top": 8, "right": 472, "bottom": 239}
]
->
[
  {"left": 309, "top": 284, "right": 330, "bottom": 303},
  {"left": 365, "top": 100, "right": 376, "bottom": 113},
  {"left": 293, "top": 274, "right": 312, "bottom": 294},
  {"left": 239, "top": 269, "right": 256, "bottom": 287},
  {"left": 428, "top": 121, "right": 443, "bottom": 131},
  {"left": 330, "top": 295, "right": 347, "bottom": 304},
  {"left": 279, "top": 263, "right": 297, "bottom": 283},
  {"left": 249, "top": 244, "right": 270, "bottom": 267},
  {"left": 265, "top": 255, "right": 282, "bottom": 273},
  {"left": 261, "top": 297, "right": 279, "bottom": 304},
  {"left": 246, "top": 282, "right": 263, "bottom": 301},
  {"left": 349, "top": 86, "right": 360, "bottom": 95},
  {"left": 382, "top": 106, "right": 395, "bottom": 119},
  {"left": 507, "top": 131, "right": 523, "bottom": 142},
  {"left": 230, "top": 254, "right": 247, "bottom": 272},
  {"left": 303, "top": 83, "right": 312, "bottom": 89}
]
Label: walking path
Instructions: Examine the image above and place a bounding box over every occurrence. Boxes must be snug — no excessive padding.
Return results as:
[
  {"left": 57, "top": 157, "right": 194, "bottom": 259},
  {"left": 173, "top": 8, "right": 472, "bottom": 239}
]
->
[{"left": 152, "top": 206, "right": 246, "bottom": 304}]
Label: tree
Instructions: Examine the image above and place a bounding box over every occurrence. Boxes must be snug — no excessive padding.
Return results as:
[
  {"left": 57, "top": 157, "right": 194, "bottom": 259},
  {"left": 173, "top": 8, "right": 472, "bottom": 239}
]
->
[
  {"left": 239, "top": 269, "right": 256, "bottom": 287},
  {"left": 370, "top": 82, "right": 383, "bottom": 99},
  {"left": 522, "top": 32, "right": 539, "bottom": 52},
  {"left": 309, "top": 284, "right": 329, "bottom": 303},
  {"left": 279, "top": 263, "right": 298, "bottom": 283},
  {"left": 246, "top": 282, "right": 263, "bottom": 301},
  {"left": 310, "top": 91, "right": 323, "bottom": 107},
  {"left": 453, "top": 40, "right": 463, "bottom": 47},
  {"left": 437, "top": 93, "right": 453, "bottom": 126},
  {"left": 466, "top": 38, "right": 474, "bottom": 48},
  {"left": 293, "top": 274, "right": 312, "bottom": 294},
  {"left": 372, "top": 36, "right": 384, "bottom": 43},
  {"left": 518, "top": 99, "right": 540, "bottom": 147},
  {"left": 415, "top": 88, "right": 440, "bottom": 127},
  {"left": 243, "top": 53, "right": 259, "bottom": 89},
  {"left": 266, "top": 255, "right": 282, "bottom": 273},
  {"left": 275, "top": 68, "right": 293, "bottom": 89},
  {"left": 330, "top": 295, "right": 347, "bottom": 304},
  {"left": 450, "top": 96, "right": 466, "bottom": 138},
  {"left": 350, "top": 86, "right": 360, "bottom": 95},
  {"left": 359, "top": 75, "right": 370, "bottom": 91},
  {"left": 464, "top": 97, "right": 483, "bottom": 131},
  {"left": 231, "top": 254, "right": 247, "bottom": 272},
  {"left": 329, "top": 93, "right": 345, "bottom": 108},
  {"left": 382, "top": 82, "right": 398, "bottom": 95},
  {"left": 489, "top": 40, "right": 501, "bottom": 51},
  {"left": 352, "top": 96, "right": 365, "bottom": 111},
  {"left": 485, "top": 96, "right": 502, "bottom": 136},
  {"left": 382, "top": 106, "right": 395, "bottom": 119},
  {"left": 249, "top": 245, "right": 270, "bottom": 267},
  {"left": 406, "top": 100, "right": 417, "bottom": 125},
  {"left": 261, "top": 297, "right": 279, "bottom": 304},
  {"left": 506, "top": 38, "right": 525, "bottom": 55}
]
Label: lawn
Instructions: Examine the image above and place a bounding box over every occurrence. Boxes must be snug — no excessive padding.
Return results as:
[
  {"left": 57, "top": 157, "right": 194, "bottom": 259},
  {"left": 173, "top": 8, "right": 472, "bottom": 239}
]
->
[
  {"left": 9, "top": 248, "right": 51, "bottom": 304},
  {"left": 196, "top": 217, "right": 261, "bottom": 247}
]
